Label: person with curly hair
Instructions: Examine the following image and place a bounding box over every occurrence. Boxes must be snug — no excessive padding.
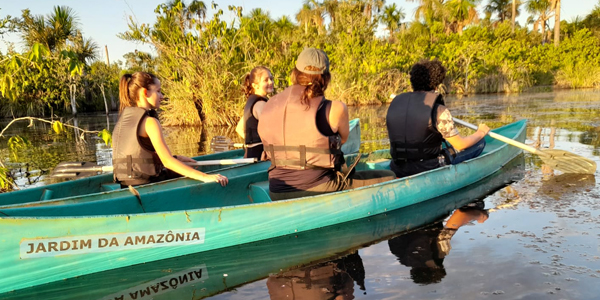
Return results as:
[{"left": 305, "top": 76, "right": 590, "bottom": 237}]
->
[{"left": 385, "top": 59, "right": 490, "bottom": 178}]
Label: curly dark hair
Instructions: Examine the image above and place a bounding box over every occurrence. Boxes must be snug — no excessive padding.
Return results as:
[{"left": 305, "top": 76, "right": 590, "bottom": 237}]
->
[{"left": 409, "top": 59, "right": 446, "bottom": 92}]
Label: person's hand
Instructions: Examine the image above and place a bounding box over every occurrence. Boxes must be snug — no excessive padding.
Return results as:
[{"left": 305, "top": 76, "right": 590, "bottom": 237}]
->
[
  {"left": 205, "top": 173, "right": 228, "bottom": 186},
  {"left": 477, "top": 124, "right": 490, "bottom": 136}
]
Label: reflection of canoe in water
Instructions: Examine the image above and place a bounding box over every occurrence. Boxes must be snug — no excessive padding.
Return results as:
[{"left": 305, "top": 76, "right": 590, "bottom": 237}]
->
[
  {"left": 0, "top": 119, "right": 361, "bottom": 208},
  {"left": 0, "top": 120, "right": 525, "bottom": 293},
  {"left": 0, "top": 155, "right": 524, "bottom": 300}
]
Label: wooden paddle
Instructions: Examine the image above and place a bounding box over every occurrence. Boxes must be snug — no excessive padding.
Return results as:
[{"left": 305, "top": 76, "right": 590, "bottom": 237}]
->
[
  {"left": 51, "top": 158, "right": 257, "bottom": 178},
  {"left": 453, "top": 118, "right": 597, "bottom": 175}
]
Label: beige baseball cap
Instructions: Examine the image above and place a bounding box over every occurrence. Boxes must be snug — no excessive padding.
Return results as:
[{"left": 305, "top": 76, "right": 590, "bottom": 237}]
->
[{"left": 295, "top": 48, "right": 329, "bottom": 75}]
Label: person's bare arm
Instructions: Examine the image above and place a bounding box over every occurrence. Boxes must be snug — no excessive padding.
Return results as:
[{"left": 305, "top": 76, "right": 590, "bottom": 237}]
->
[
  {"left": 142, "top": 117, "right": 228, "bottom": 186},
  {"left": 445, "top": 124, "right": 490, "bottom": 151},
  {"left": 328, "top": 100, "right": 350, "bottom": 144},
  {"left": 235, "top": 116, "right": 245, "bottom": 139},
  {"left": 436, "top": 107, "right": 489, "bottom": 151},
  {"left": 252, "top": 101, "right": 266, "bottom": 120}
]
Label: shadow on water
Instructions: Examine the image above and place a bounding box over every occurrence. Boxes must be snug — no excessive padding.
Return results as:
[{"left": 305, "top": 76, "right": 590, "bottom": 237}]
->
[{"left": 0, "top": 155, "right": 525, "bottom": 300}]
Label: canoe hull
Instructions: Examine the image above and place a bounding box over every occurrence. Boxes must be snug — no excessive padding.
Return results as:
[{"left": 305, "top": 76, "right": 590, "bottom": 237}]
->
[
  {"left": 0, "top": 120, "right": 526, "bottom": 293},
  {"left": 2, "top": 155, "right": 524, "bottom": 300}
]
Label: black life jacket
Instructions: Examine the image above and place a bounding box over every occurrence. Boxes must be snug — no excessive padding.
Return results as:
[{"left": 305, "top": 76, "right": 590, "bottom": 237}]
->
[
  {"left": 243, "top": 94, "right": 268, "bottom": 145},
  {"left": 386, "top": 91, "right": 445, "bottom": 162},
  {"left": 112, "top": 107, "right": 161, "bottom": 185}
]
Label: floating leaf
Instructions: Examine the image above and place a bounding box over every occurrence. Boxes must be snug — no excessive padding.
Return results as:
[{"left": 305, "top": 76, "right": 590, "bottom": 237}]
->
[
  {"left": 98, "top": 129, "right": 113, "bottom": 146},
  {"left": 52, "top": 121, "right": 64, "bottom": 134}
]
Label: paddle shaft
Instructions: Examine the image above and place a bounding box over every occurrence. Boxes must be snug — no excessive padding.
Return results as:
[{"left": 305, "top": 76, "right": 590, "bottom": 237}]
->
[
  {"left": 452, "top": 118, "right": 541, "bottom": 155},
  {"left": 53, "top": 158, "right": 256, "bottom": 174}
]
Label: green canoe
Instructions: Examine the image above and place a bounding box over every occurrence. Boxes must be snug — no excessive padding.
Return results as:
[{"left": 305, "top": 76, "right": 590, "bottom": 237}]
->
[
  {"left": 0, "top": 155, "right": 524, "bottom": 300},
  {"left": 0, "top": 120, "right": 525, "bottom": 293}
]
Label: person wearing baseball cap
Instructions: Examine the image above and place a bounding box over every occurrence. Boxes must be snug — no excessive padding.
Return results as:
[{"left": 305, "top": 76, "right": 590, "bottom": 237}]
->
[{"left": 258, "top": 48, "right": 395, "bottom": 201}]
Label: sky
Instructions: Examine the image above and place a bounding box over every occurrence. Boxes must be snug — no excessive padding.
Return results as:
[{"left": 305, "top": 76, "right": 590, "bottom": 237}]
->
[{"left": 1, "top": 0, "right": 598, "bottom": 64}]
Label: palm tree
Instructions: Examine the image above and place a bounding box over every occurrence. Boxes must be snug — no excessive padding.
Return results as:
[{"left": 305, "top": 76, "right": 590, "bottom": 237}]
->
[
  {"left": 296, "top": 4, "right": 313, "bottom": 34},
  {"left": 295, "top": 1, "right": 324, "bottom": 35},
  {"left": 187, "top": 0, "right": 207, "bottom": 23},
  {"left": 364, "top": 0, "right": 387, "bottom": 21},
  {"left": 322, "top": 0, "right": 339, "bottom": 29},
  {"left": 19, "top": 6, "right": 79, "bottom": 52},
  {"left": 408, "top": 0, "right": 447, "bottom": 25},
  {"left": 526, "top": 0, "right": 553, "bottom": 43},
  {"left": 70, "top": 32, "right": 99, "bottom": 65},
  {"left": 446, "top": 0, "right": 481, "bottom": 34},
  {"left": 274, "top": 15, "right": 296, "bottom": 32},
  {"left": 485, "top": 0, "right": 520, "bottom": 24},
  {"left": 552, "top": 0, "right": 560, "bottom": 47},
  {"left": 380, "top": 3, "right": 406, "bottom": 40},
  {"left": 512, "top": 0, "right": 517, "bottom": 30}
]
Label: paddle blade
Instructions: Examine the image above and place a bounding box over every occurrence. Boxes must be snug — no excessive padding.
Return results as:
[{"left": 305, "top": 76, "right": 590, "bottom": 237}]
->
[
  {"left": 539, "top": 149, "right": 597, "bottom": 175},
  {"left": 210, "top": 136, "right": 243, "bottom": 152}
]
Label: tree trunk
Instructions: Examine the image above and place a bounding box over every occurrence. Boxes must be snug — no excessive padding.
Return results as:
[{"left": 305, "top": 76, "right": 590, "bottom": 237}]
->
[
  {"left": 554, "top": 0, "right": 561, "bottom": 47},
  {"left": 511, "top": 0, "right": 516, "bottom": 32},
  {"left": 541, "top": 19, "right": 546, "bottom": 43}
]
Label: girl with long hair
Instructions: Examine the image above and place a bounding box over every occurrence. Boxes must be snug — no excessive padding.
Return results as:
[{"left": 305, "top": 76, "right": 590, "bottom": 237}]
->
[
  {"left": 235, "top": 66, "right": 274, "bottom": 159},
  {"left": 112, "top": 72, "right": 228, "bottom": 187}
]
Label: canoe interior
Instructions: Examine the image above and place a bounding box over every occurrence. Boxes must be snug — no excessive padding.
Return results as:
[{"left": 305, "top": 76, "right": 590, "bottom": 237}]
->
[{"left": 0, "top": 120, "right": 525, "bottom": 217}]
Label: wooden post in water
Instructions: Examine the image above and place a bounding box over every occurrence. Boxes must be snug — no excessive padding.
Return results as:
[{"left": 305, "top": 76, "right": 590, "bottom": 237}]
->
[
  {"left": 104, "top": 45, "right": 110, "bottom": 65},
  {"left": 104, "top": 45, "right": 117, "bottom": 111}
]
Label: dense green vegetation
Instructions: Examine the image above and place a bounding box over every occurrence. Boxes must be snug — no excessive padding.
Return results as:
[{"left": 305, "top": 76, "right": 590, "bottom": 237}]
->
[
  {"left": 119, "top": 0, "right": 600, "bottom": 126},
  {"left": 1, "top": 0, "right": 600, "bottom": 126}
]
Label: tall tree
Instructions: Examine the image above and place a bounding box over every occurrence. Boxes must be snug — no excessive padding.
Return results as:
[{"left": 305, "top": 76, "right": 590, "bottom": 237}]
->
[
  {"left": 512, "top": 0, "right": 517, "bottom": 30},
  {"left": 19, "top": 6, "right": 79, "bottom": 52},
  {"left": 526, "top": 0, "right": 553, "bottom": 43},
  {"left": 322, "top": 0, "right": 340, "bottom": 29},
  {"left": 552, "top": 0, "right": 560, "bottom": 46},
  {"left": 485, "top": 0, "right": 520, "bottom": 24},
  {"left": 446, "top": 0, "right": 481, "bottom": 34},
  {"left": 380, "top": 3, "right": 405, "bottom": 40},
  {"left": 408, "top": 0, "right": 447, "bottom": 25},
  {"left": 296, "top": 4, "right": 313, "bottom": 34}
]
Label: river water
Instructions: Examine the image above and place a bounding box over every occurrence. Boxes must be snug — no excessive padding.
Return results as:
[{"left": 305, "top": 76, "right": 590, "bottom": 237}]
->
[{"left": 0, "top": 90, "right": 599, "bottom": 299}]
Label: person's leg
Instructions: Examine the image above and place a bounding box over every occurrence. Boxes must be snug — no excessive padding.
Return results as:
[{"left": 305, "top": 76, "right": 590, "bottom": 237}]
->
[
  {"left": 269, "top": 179, "right": 341, "bottom": 201},
  {"left": 449, "top": 138, "right": 486, "bottom": 165},
  {"left": 345, "top": 170, "right": 396, "bottom": 189}
]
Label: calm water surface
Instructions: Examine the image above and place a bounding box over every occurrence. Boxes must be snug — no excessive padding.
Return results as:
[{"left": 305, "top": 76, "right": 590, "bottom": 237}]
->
[{"left": 1, "top": 90, "right": 599, "bottom": 299}]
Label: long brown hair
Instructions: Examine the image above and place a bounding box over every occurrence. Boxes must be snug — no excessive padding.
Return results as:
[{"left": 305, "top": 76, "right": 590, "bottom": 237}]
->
[
  {"left": 242, "top": 66, "right": 272, "bottom": 98},
  {"left": 118, "top": 72, "right": 158, "bottom": 113},
  {"left": 291, "top": 67, "right": 331, "bottom": 109}
]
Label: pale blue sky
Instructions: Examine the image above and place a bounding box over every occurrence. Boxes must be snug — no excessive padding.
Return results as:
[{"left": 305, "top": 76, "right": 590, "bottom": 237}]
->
[{"left": 1, "top": 0, "right": 598, "bottom": 63}]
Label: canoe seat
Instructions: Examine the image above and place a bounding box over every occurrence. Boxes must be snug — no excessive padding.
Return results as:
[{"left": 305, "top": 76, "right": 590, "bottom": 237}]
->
[
  {"left": 101, "top": 183, "right": 121, "bottom": 192},
  {"left": 40, "top": 189, "right": 53, "bottom": 201},
  {"left": 248, "top": 181, "right": 272, "bottom": 203}
]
